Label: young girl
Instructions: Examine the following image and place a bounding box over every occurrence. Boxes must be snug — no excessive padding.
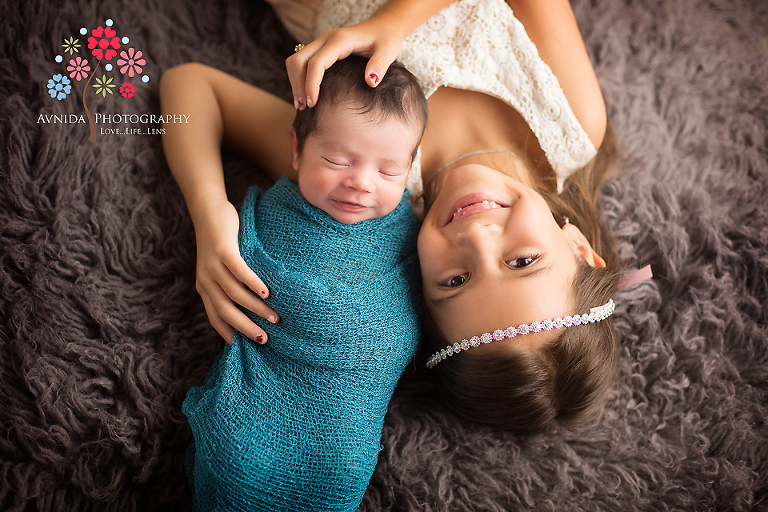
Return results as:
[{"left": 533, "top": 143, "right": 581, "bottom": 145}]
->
[
  {"left": 176, "top": 56, "right": 428, "bottom": 511},
  {"left": 161, "top": 0, "right": 621, "bottom": 441}
]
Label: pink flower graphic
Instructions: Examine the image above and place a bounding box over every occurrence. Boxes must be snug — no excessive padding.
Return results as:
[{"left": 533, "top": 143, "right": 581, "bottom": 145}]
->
[
  {"left": 88, "top": 26, "right": 121, "bottom": 61},
  {"left": 119, "top": 82, "right": 135, "bottom": 99},
  {"left": 117, "top": 48, "right": 145, "bottom": 78},
  {"left": 67, "top": 56, "right": 91, "bottom": 81}
]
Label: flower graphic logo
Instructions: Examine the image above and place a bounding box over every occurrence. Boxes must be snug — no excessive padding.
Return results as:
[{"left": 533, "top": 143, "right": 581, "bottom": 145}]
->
[
  {"left": 47, "top": 74, "right": 71, "bottom": 100},
  {"left": 117, "top": 48, "right": 145, "bottom": 78},
  {"left": 45, "top": 18, "right": 152, "bottom": 142},
  {"left": 93, "top": 75, "right": 116, "bottom": 97},
  {"left": 119, "top": 82, "right": 135, "bottom": 99},
  {"left": 88, "top": 26, "right": 121, "bottom": 61},
  {"left": 67, "top": 57, "right": 91, "bottom": 81},
  {"left": 63, "top": 37, "right": 80, "bottom": 55}
]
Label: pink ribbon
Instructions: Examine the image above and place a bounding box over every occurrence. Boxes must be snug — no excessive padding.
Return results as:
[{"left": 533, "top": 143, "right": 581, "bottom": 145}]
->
[{"left": 618, "top": 264, "right": 653, "bottom": 291}]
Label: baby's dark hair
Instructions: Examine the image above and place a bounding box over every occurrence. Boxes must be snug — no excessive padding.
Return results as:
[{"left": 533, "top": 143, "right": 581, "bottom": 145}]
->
[
  {"left": 292, "top": 55, "right": 428, "bottom": 159},
  {"left": 425, "top": 125, "right": 623, "bottom": 435}
]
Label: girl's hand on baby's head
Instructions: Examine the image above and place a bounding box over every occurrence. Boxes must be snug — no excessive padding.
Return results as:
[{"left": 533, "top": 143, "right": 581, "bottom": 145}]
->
[
  {"left": 195, "top": 198, "right": 280, "bottom": 345},
  {"left": 286, "top": 19, "right": 404, "bottom": 110}
]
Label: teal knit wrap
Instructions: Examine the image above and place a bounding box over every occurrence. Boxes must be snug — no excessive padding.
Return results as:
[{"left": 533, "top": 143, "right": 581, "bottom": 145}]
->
[{"left": 182, "top": 177, "right": 421, "bottom": 512}]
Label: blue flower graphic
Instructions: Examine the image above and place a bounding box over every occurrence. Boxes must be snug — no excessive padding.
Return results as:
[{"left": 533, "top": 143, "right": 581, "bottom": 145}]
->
[{"left": 47, "top": 74, "right": 72, "bottom": 100}]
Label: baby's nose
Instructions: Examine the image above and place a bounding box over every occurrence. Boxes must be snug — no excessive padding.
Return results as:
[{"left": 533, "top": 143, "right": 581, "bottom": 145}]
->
[{"left": 343, "top": 169, "right": 374, "bottom": 192}]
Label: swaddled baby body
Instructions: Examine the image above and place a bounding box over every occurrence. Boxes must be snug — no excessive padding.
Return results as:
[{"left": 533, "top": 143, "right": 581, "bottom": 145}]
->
[
  {"left": 183, "top": 178, "right": 421, "bottom": 511},
  {"left": 182, "top": 55, "right": 428, "bottom": 511}
]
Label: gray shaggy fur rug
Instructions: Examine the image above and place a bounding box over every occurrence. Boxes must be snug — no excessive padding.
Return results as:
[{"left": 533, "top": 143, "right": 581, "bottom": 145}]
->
[{"left": 1, "top": 0, "right": 767, "bottom": 510}]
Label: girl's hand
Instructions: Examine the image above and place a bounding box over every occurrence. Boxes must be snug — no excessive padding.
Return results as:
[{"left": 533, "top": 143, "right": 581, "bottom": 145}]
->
[
  {"left": 286, "top": 17, "right": 406, "bottom": 110},
  {"left": 194, "top": 197, "right": 279, "bottom": 345}
]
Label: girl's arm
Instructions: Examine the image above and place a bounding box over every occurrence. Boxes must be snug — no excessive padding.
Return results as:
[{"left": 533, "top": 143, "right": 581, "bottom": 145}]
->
[
  {"left": 505, "top": 0, "right": 607, "bottom": 149},
  {"left": 287, "top": 0, "right": 458, "bottom": 109},
  {"left": 160, "top": 63, "right": 296, "bottom": 344}
]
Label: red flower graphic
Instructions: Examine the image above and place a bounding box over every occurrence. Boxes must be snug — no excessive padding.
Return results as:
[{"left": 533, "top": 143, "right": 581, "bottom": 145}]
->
[
  {"left": 117, "top": 48, "right": 146, "bottom": 78},
  {"left": 119, "top": 82, "right": 135, "bottom": 99},
  {"left": 88, "top": 26, "right": 121, "bottom": 61}
]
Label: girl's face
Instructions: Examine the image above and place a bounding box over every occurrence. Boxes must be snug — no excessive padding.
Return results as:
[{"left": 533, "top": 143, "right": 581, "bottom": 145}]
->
[
  {"left": 293, "top": 104, "right": 421, "bottom": 224},
  {"left": 417, "top": 164, "right": 605, "bottom": 351}
]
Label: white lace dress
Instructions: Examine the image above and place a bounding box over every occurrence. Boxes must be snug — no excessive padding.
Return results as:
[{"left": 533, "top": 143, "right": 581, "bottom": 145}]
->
[{"left": 314, "top": 0, "right": 597, "bottom": 196}]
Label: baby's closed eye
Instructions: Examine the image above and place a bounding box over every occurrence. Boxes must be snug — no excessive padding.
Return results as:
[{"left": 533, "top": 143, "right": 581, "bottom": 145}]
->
[{"left": 323, "top": 157, "right": 349, "bottom": 167}]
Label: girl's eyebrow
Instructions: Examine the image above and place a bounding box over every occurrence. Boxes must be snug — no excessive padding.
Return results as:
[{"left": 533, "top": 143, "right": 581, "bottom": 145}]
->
[{"left": 431, "top": 265, "right": 550, "bottom": 306}]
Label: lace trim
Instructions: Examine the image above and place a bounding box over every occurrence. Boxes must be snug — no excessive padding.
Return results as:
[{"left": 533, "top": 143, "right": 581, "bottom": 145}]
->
[{"left": 316, "top": 0, "right": 597, "bottom": 198}]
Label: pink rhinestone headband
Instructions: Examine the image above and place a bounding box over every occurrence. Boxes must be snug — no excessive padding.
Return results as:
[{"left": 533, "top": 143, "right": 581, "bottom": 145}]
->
[{"left": 425, "top": 299, "right": 616, "bottom": 369}]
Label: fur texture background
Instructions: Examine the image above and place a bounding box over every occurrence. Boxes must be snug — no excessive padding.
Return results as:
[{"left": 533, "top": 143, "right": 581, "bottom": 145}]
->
[{"left": 1, "top": 0, "right": 766, "bottom": 510}]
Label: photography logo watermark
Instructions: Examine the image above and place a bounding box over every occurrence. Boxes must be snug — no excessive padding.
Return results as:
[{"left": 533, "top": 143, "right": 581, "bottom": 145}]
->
[
  {"left": 41, "top": 18, "right": 179, "bottom": 141},
  {"left": 36, "top": 112, "right": 189, "bottom": 136}
]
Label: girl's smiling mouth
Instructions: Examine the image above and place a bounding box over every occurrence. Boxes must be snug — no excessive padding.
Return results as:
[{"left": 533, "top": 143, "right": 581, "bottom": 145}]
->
[{"left": 445, "top": 194, "right": 508, "bottom": 225}]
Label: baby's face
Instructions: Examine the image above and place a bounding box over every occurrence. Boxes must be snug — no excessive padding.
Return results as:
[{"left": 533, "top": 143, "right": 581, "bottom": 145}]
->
[{"left": 294, "top": 104, "right": 421, "bottom": 224}]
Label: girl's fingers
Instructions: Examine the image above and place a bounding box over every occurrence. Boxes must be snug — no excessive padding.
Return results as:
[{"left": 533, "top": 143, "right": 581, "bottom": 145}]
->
[
  {"left": 287, "top": 35, "right": 329, "bottom": 109},
  {"left": 364, "top": 43, "right": 401, "bottom": 87},
  {"left": 203, "top": 281, "right": 270, "bottom": 345},
  {"left": 302, "top": 38, "right": 359, "bottom": 106},
  {"left": 288, "top": 28, "right": 376, "bottom": 109},
  {"left": 287, "top": 51, "right": 309, "bottom": 110},
  {"left": 221, "top": 276, "right": 280, "bottom": 325},
  {"left": 224, "top": 252, "right": 271, "bottom": 299},
  {"left": 220, "top": 255, "right": 281, "bottom": 323},
  {"left": 201, "top": 294, "right": 235, "bottom": 344},
  {"left": 219, "top": 303, "right": 270, "bottom": 345}
]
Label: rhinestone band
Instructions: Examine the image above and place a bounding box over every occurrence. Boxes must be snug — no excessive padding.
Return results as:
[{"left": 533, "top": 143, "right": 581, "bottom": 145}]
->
[{"left": 425, "top": 299, "right": 616, "bottom": 369}]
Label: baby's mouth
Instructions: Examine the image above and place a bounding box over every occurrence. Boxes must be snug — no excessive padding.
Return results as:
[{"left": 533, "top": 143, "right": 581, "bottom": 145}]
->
[{"left": 332, "top": 199, "right": 368, "bottom": 212}]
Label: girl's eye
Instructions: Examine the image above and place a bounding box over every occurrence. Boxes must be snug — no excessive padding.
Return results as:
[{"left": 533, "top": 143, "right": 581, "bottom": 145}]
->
[
  {"left": 444, "top": 274, "right": 468, "bottom": 288},
  {"left": 506, "top": 255, "right": 539, "bottom": 269}
]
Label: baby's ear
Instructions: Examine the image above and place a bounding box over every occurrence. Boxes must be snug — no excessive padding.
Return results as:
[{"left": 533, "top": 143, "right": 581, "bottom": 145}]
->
[{"left": 290, "top": 127, "right": 299, "bottom": 172}]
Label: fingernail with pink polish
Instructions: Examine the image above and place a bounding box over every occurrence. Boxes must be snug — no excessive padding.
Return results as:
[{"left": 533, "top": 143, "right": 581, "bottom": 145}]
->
[
  {"left": 294, "top": 97, "right": 301, "bottom": 109},
  {"left": 255, "top": 334, "right": 264, "bottom": 344},
  {"left": 369, "top": 73, "right": 379, "bottom": 86},
  {"left": 268, "top": 315, "right": 278, "bottom": 324},
  {"left": 306, "top": 97, "right": 312, "bottom": 108},
  {"left": 260, "top": 289, "right": 268, "bottom": 298}
]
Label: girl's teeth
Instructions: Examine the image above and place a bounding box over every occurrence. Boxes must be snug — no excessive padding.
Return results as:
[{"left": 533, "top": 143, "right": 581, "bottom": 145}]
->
[{"left": 452, "top": 201, "right": 499, "bottom": 220}]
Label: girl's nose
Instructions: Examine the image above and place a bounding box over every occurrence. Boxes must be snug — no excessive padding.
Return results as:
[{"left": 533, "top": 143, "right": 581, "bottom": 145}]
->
[{"left": 455, "top": 221, "right": 503, "bottom": 253}]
